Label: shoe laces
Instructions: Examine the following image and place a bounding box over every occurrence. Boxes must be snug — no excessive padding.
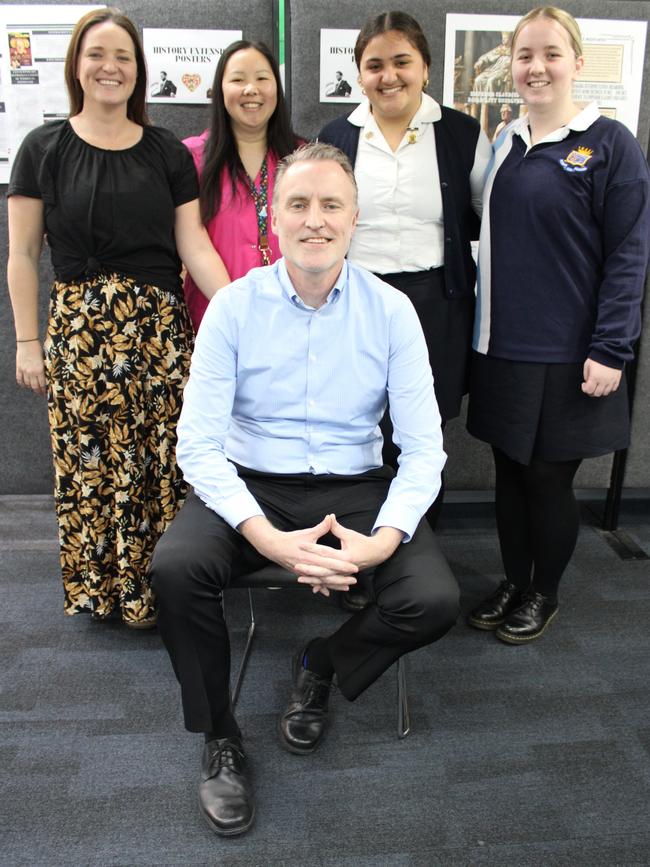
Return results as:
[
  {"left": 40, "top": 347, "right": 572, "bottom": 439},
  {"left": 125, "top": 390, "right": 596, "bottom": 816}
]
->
[
  {"left": 208, "top": 741, "right": 245, "bottom": 776},
  {"left": 304, "top": 679, "right": 330, "bottom": 706},
  {"left": 287, "top": 671, "right": 332, "bottom": 716},
  {"left": 521, "top": 591, "right": 545, "bottom": 609}
]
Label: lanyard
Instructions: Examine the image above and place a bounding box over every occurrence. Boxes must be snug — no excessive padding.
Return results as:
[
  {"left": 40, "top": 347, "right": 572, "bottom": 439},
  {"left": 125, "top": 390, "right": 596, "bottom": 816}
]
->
[{"left": 245, "top": 156, "right": 271, "bottom": 266}]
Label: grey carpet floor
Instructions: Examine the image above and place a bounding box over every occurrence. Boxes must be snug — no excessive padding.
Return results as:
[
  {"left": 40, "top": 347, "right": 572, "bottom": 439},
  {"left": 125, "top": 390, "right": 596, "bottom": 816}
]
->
[{"left": 1, "top": 495, "right": 649, "bottom": 867}]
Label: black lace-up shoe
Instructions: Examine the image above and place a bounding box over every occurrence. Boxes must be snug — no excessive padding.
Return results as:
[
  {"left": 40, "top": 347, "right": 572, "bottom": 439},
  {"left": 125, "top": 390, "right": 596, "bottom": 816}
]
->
[
  {"left": 467, "top": 580, "right": 523, "bottom": 630},
  {"left": 198, "top": 737, "right": 254, "bottom": 836},
  {"left": 279, "top": 651, "right": 333, "bottom": 754},
  {"left": 495, "top": 592, "right": 559, "bottom": 644},
  {"left": 341, "top": 586, "right": 370, "bottom": 612}
]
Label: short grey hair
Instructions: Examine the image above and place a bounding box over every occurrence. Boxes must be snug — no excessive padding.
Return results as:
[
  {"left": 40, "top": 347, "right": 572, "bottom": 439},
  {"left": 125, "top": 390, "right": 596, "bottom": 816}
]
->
[{"left": 272, "top": 142, "right": 358, "bottom": 207}]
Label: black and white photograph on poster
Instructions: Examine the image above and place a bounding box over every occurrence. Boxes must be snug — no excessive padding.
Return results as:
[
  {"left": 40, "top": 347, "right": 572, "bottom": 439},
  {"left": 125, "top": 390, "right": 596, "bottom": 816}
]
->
[
  {"left": 319, "top": 29, "right": 362, "bottom": 103},
  {"left": 443, "top": 13, "right": 647, "bottom": 140},
  {"left": 144, "top": 28, "right": 242, "bottom": 104}
]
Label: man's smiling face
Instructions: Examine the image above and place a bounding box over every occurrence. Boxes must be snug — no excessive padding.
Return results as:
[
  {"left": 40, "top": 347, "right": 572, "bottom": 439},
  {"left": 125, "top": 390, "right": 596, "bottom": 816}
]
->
[{"left": 271, "top": 160, "right": 359, "bottom": 287}]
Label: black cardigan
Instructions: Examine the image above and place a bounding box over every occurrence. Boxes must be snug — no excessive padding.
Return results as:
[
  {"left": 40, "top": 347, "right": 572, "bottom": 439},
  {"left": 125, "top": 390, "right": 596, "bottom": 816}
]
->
[{"left": 318, "top": 107, "right": 481, "bottom": 299}]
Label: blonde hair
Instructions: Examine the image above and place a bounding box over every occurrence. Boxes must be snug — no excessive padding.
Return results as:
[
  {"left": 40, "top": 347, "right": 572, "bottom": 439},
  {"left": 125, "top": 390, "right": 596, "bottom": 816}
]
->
[{"left": 511, "top": 6, "right": 583, "bottom": 58}]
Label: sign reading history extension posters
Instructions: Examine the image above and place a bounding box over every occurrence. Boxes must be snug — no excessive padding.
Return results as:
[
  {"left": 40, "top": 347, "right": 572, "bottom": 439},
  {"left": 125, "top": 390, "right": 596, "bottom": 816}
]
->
[
  {"left": 443, "top": 13, "right": 647, "bottom": 143},
  {"left": 0, "top": 4, "right": 103, "bottom": 184},
  {"left": 319, "top": 29, "right": 362, "bottom": 104},
  {"left": 144, "top": 28, "right": 242, "bottom": 105}
]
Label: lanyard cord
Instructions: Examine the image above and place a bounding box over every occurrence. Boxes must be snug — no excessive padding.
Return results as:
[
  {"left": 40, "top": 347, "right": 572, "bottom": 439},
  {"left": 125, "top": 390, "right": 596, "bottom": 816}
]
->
[{"left": 245, "top": 156, "right": 271, "bottom": 266}]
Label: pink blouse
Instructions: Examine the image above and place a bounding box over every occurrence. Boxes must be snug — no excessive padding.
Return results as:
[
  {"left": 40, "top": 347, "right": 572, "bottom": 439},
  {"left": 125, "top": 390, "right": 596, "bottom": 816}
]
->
[{"left": 183, "top": 130, "right": 282, "bottom": 331}]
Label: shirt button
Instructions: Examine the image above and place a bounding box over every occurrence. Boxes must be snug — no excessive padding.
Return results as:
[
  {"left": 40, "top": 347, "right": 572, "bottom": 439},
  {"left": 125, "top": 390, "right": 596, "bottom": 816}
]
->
[
  {"left": 309, "top": 399, "right": 315, "bottom": 406},
  {"left": 310, "top": 354, "right": 317, "bottom": 362}
]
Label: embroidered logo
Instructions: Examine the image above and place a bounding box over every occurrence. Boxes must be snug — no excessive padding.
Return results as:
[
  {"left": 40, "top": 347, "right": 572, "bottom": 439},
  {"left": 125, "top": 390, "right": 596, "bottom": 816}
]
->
[{"left": 559, "top": 146, "right": 593, "bottom": 173}]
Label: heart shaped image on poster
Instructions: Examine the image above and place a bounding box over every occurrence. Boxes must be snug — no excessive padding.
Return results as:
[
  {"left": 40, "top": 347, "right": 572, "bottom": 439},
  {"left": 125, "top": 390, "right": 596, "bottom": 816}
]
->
[{"left": 182, "top": 74, "right": 201, "bottom": 92}]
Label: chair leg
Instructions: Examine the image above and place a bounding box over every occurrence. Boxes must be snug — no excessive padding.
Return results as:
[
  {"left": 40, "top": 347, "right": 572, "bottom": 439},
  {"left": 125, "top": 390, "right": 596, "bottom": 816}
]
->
[
  {"left": 397, "top": 656, "right": 411, "bottom": 739},
  {"left": 230, "top": 589, "right": 256, "bottom": 708}
]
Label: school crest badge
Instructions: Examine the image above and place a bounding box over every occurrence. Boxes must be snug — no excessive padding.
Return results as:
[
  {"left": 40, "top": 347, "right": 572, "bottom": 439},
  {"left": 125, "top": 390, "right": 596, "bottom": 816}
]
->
[{"left": 559, "top": 146, "right": 593, "bottom": 173}]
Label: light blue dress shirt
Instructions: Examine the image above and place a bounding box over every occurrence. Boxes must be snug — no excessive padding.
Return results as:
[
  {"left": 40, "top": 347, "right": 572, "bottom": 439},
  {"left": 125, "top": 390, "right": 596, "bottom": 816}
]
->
[{"left": 177, "top": 258, "right": 445, "bottom": 542}]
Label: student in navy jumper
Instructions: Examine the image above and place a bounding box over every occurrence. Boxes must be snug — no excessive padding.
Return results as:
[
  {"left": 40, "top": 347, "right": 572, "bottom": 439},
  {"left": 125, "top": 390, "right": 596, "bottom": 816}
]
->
[
  {"left": 467, "top": 6, "right": 650, "bottom": 643},
  {"left": 319, "top": 11, "right": 491, "bottom": 542}
]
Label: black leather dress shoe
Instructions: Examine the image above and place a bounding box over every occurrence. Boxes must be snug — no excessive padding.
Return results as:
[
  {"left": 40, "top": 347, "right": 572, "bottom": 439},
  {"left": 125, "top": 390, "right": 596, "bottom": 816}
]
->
[
  {"left": 467, "top": 580, "right": 523, "bottom": 630},
  {"left": 340, "top": 586, "right": 370, "bottom": 612},
  {"left": 495, "top": 592, "right": 559, "bottom": 644},
  {"left": 198, "top": 737, "right": 254, "bottom": 836},
  {"left": 279, "top": 652, "right": 332, "bottom": 754}
]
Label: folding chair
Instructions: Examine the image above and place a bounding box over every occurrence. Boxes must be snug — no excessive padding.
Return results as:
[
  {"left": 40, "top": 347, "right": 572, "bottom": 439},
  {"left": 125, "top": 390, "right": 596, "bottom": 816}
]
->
[{"left": 224, "top": 564, "right": 411, "bottom": 739}]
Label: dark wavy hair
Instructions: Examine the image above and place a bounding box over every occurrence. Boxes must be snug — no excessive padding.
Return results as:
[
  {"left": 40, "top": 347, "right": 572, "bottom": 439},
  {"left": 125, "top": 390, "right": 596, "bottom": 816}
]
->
[
  {"left": 64, "top": 7, "right": 149, "bottom": 125},
  {"left": 199, "top": 40, "right": 301, "bottom": 224},
  {"left": 354, "top": 10, "right": 431, "bottom": 69}
]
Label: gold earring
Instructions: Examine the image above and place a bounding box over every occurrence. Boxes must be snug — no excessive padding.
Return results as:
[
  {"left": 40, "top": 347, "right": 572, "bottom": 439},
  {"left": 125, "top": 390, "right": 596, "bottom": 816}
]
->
[{"left": 422, "top": 78, "right": 429, "bottom": 90}]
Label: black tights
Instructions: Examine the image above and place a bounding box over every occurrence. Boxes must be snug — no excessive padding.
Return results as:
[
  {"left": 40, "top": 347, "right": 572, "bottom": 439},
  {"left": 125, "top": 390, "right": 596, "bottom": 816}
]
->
[{"left": 492, "top": 447, "right": 581, "bottom": 600}]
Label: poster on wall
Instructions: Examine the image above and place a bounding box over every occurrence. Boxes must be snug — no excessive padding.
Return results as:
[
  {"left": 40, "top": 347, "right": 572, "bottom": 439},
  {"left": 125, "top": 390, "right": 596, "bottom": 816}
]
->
[
  {"left": 443, "top": 13, "right": 647, "bottom": 142},
  {"left": 319, "top": 29, "right": 362, "bottom": 103},
  {"left": 144, "top": 28, "right": 242, "bottom": 105},
  {"left": 0, "top": 4, "right": 103, "bottom": 184}
]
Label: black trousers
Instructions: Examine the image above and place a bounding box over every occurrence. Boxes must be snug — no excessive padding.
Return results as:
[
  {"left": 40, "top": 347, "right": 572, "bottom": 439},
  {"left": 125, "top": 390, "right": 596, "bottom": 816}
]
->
[{"left": 150, "top": 466, "right": 460, "bottom": 735}]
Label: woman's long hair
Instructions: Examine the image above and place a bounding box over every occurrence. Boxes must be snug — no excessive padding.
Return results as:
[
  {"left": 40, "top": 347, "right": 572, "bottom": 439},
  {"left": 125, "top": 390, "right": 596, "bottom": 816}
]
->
[{"left": 199, "top": 40, "right": 300, "bottom": 224}]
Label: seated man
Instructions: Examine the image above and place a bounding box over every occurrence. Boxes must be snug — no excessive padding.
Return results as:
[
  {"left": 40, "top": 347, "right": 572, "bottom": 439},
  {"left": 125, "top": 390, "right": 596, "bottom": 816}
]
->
[{"left": 150, "top": 142, "right": 459, "bottom": 837}]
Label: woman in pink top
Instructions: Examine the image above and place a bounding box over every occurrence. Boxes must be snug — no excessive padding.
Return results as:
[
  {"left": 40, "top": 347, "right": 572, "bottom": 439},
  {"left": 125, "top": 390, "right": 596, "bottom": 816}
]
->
[{"left": 183, "top": 40, "right": 302, "bottom": 331}]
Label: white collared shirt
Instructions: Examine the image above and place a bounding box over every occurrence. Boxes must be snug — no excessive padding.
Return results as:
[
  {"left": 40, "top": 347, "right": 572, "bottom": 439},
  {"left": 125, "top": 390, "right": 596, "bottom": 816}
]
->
[
  {"left": 513, "top": 100, "right": 602, "bottom": 153},
  {"left": 347, "top": 93, "right": 490, "bottom": 274}
]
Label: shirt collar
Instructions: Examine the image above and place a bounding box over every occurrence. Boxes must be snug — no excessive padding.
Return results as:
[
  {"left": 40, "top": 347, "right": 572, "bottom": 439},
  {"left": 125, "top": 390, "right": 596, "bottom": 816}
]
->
[
  {"left": 347, "top": 92, "right": 441, "bottom": 128},
  {"left": 565, "top": 101, "right": 601, "bottom": 130},
  {"left": 513, "top": 101, "right": 601, "bottom": 147},
  {"left": 277, "top": 258, "right": 347, "bottom": 309}
]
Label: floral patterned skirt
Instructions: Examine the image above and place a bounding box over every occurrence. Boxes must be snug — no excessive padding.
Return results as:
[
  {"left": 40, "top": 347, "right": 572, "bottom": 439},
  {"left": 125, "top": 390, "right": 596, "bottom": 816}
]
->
[{"left": 44, "top": 273, "right": 193, "bottom": 624}]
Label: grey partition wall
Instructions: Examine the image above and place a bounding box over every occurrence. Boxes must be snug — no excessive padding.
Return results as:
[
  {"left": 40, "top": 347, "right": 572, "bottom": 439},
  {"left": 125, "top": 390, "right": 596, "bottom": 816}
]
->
[
  {"left": 0, "top": 0, "right": 276, "bottom": 494},
  {"left": 288, "top": 0, "right": 650, "bottom": 493}
]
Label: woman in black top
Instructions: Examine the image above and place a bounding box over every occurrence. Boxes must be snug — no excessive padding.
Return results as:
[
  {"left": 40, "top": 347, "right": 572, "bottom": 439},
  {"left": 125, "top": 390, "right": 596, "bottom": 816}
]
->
[{"left": 7, "top": 8, "right": 226, "bottom": 627}]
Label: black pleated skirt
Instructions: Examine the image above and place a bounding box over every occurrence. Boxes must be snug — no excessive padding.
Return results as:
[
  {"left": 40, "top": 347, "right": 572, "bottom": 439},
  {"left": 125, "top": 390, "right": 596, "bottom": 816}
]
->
[{"left": 467, "top": 351, "right": 630, "bottom": 465}]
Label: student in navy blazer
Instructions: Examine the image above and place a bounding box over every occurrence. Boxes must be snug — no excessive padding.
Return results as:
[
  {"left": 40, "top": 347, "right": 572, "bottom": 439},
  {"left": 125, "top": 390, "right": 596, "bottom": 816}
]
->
[{"left": 319, "top": 10, "right": 490, "bottom": 543}]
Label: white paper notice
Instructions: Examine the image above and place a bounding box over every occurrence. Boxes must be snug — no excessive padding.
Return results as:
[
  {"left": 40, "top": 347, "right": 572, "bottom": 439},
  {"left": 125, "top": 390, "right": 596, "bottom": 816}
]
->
[
  {"left": 319, "top": 29, "right": 362, "bottom": 104},
  {"left": 144, "top": 28, "right": 242, "bottom": 105},
  {"left": 0, "top": 4, "right": 102, "bottom": 183}
]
